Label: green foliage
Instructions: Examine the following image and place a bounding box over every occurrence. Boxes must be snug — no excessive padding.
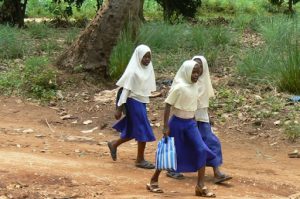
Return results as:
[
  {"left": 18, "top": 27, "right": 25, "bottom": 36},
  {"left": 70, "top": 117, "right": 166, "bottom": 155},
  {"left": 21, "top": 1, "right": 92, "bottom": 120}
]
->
[
  {"left": 0, "top": 57, "right": 57, "bottom": 100},
  {"left": 0, "top": 25, "right": 28, "bottom": 59},
  {"left": 109, "top": 26, "right": 135, "bottom": 79},
  {"left": 155, "top": 0, "right": 202, "bottom": 21}
]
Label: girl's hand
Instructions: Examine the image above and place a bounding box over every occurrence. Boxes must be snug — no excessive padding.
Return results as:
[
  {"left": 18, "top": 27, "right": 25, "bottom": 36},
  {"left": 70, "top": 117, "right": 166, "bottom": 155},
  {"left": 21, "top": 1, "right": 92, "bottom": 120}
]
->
[
  {"left": 162, "top": 127, "right": 170, "bottom": 137},
  {"left": 114, "top": 109, "right": 122, "bottom": 120}
]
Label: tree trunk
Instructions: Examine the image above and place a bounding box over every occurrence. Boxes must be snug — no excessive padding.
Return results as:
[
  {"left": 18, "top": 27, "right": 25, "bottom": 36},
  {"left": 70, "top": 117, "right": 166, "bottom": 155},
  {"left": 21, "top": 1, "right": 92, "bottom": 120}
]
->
[
  {"left": 139, "top": 0, "right": 145, "bottom": 21},
  {"left": 56, "top": 0, "right": 140, "bottom": 78},
  {"left": 0, "top": 0, "right": 27, "bottom": 27}
]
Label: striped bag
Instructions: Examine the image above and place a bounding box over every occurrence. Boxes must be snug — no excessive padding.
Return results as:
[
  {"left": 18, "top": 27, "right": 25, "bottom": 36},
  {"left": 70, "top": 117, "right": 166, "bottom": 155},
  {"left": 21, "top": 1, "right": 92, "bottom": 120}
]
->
[{"left": 155, "top": 136, "right": 177, "bottom": 171}]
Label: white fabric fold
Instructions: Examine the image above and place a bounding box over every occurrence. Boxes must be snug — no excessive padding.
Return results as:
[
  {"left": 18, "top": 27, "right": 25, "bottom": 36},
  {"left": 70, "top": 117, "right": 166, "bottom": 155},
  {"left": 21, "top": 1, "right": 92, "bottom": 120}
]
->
[
  {"left": 192, "top": 56, "right": 215, "bottom": 109},
  {"left": 165, "top": 60, "right": 199, "bottom": 112},
  {"left": 116, "top": 44, "right": 156, "bottom": 97}
]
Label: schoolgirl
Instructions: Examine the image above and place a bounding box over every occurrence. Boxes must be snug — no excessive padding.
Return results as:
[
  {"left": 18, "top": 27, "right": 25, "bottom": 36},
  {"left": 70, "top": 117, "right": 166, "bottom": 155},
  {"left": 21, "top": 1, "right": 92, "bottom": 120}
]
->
[
  {"left": 193, "top": 55, "right": 232, "bottom": 183},
  {"left": 107, "top": 44, "right": 156, "bottom": 169},
  {"left": 147, "top": 60, "right": 216, "bottom": 197}
]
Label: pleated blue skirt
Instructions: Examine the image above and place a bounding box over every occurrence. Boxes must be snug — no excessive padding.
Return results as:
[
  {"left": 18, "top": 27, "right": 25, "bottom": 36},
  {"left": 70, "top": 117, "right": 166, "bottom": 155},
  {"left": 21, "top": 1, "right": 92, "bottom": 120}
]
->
[
  {"left": 112, "top": 98, "right": 155, "bottom": 142},
  {"left": 197, "top": 121, "right": 223, "bottom": 167},
  {"left": 169, "top": 116, "right": 215, "bottom": 173}
]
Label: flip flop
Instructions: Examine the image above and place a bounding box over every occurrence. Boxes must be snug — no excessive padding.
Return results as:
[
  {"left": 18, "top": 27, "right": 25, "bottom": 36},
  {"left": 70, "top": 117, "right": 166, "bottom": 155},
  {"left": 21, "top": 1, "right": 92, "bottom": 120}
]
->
[
  {"left": 135, "top": 160, "right": 155, "bottom": 169},
  {"left": 107, "top": 142, "right": 117, "bottom": 161},
  {"left": 214, "top": 174, "right": 232, "bottom": 184},
  {"left": 146, "top": 183, "right": 164, "bottom": 193},
  {"left": 166, "top": 171, "right": 185, "bottom": 180}
]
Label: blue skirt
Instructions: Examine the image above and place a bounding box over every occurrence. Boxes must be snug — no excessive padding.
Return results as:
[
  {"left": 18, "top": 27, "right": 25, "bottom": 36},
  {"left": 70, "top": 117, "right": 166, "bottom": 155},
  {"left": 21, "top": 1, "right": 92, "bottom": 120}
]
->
[
  {"left": 112, "top": 98, "right": 155, "bottom": 142},
  {"left": 197, "top": 121, "right": 223, "bottom": 167},
  {"left": 169, "top": 116, "right": 215, "bottom": 173}
]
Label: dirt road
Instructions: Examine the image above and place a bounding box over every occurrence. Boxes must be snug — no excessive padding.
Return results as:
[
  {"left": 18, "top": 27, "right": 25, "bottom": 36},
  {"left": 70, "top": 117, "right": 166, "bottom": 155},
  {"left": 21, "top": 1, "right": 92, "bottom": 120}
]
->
[{"left": 0, "top": 96, "right": 299, "bottom": 199}]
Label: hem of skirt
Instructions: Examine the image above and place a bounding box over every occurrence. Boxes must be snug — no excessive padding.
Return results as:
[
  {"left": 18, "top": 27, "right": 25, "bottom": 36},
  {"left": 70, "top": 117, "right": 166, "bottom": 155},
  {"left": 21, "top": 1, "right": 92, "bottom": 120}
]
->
[{"left": 176, "top": 165, "right": 206, "bottom": 173}]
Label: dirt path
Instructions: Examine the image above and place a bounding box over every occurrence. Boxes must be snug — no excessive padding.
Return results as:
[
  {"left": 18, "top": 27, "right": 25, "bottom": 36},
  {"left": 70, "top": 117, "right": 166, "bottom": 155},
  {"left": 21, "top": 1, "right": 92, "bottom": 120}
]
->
[{"left": 0, "top": 96, "right": 299, "bottom": 199}]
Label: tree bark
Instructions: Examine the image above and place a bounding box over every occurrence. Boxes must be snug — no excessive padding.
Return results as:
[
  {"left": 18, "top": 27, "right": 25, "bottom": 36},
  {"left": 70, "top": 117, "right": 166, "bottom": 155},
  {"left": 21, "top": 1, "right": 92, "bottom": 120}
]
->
[
  {"left": 0, "top": 0, "right": 27, "bottom": 27},
  {"left": 56, "top": 0, "right": 140, "bottom": 78}
]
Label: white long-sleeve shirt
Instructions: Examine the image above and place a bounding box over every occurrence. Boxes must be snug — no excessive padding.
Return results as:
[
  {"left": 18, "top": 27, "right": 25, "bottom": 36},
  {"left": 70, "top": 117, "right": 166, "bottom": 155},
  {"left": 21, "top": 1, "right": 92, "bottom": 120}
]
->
[{"left": 117, "top": 88, "right": 149, "bottom": 107}]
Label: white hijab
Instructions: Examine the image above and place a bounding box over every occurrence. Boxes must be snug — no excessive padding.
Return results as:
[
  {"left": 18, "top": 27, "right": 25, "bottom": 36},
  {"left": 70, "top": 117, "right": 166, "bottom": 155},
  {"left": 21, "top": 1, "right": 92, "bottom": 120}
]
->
[
  {"left": 116, "top": 44, "right": 156, "bottom": 96},
  {"left": 192, "top": 56, "right": 215, "bottom": 108},
  {"left": 165, "top": 60, "right": 199, "bottom": 111}
]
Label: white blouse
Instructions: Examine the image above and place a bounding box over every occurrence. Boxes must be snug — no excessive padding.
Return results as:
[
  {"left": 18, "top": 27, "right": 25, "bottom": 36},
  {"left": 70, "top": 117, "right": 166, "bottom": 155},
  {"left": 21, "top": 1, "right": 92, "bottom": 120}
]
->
[
  {"left": 117, "top": 88, "right": 149, "bottom": 107},
  {"left": 195, "top": 107, "right": 209, "bottom": 122}
]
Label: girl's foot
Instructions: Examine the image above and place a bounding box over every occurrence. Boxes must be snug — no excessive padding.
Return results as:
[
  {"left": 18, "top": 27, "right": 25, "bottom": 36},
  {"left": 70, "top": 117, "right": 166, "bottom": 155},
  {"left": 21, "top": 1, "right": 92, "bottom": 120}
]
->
[
  {"left": 135, "top": 160, "right": 155, "bottom": 169},
  {"left": 195, "top": 185, "right": 216, "bottom": 197},
  {"left": 107, "top": 141, "right": 117, "bottom": 161},
  {"left": 166, "top": 171, "right": 184, "bottom": 180},
  {"left": 146, "top": 182, "right": 163, "bottom": 193},
  {"left": 214, "top": 173, "right": 232, "bottom": 184}
]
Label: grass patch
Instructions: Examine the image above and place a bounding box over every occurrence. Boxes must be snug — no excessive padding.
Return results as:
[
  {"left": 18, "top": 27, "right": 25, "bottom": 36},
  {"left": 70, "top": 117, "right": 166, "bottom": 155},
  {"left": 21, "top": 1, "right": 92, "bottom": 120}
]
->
[
  {"left": 0, "top": 25, "right": 30, "bottom": 59},
  {"left": 285, "top": 124, "right": 300, "bottom": 141},
  {"left": 237, "top": 15, "right": 300, "bottom": 94},
  {"left": 27, "top": 23, "right": 52, "bottom": 39},
  {"left": 0, "top": 57, "right": 57, "bottom": 101}
]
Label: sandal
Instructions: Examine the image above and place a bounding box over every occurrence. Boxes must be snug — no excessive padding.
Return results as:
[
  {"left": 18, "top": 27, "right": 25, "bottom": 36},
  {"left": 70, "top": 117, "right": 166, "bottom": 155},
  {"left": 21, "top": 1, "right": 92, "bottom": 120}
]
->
[
  {"left": 214, "top": 174, "right": 232, "bottom": 184},
  {"left": 195, "top": 185, "right": 216, "bottom": 197},
  {"left": 107, "top": 142, "right": 117, "bottom": 161},
  {"left": 146, "top": 182, "right": 164, "bottom": 193},
  {"left": 166, "top": 171, "right": 184, "bottom": 180},
  {"left": 135, "top": 160, "right": 155, "bottom": 169}
]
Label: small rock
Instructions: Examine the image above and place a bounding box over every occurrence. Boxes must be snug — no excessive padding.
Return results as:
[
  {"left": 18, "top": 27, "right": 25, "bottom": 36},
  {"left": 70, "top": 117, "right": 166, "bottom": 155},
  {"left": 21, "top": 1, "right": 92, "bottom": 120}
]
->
[
  {"left": 270, "top": 142, "right": 278, "bottom": 146},
  {"left": 80, "top": 127, "right": 98, "bottom": 134},
  {"left": 155, "top": 122, "right": 161, "bottom": 127},
  {"left": 56, "top": 90, "right": 64, "bottom": 100},
  {"left": 254, "top": 95, "right": 262, "bottom": 100},
  {"left": 60, "top": 114, "right": 77, "bottom": 120},
  {"left": 83, "top": 120, "right": 93, "bottom": 125},
  {"left": 97, "top": 141, "right": 107, "bottom": 146},
  {"left": 35, "top": 134, "right": 45, "bottom": 138},
  {"left": 273, "top": 120, "right": 281, "bottom": 125},
  {"left": 75, "top": 149, "right": 81, "bottom": 153},
  {"left": 23, "top": 129, "right": 34, "bottom": 133}
]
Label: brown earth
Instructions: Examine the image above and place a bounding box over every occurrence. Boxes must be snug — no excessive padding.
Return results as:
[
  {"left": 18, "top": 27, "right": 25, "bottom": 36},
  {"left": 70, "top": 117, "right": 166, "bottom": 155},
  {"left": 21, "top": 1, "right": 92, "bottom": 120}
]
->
[{"left": 0, "top": 85, "right": 299, "bottom": 199}]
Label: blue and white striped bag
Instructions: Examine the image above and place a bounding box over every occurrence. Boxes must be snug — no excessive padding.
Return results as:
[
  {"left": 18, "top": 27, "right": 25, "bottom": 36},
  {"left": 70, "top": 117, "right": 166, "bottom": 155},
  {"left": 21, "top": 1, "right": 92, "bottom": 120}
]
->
[{"left": 155, "top": 136, "right": 177, "bottom": 171}]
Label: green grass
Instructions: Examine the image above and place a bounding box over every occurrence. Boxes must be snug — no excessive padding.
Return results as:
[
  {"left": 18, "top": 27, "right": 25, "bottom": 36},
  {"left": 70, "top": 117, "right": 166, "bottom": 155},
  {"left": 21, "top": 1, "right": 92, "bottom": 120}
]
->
[
  {"left": 285, "top": 124, "right": 300, "bottom": 141},
  {"left": 109, "top": 24, "right": 136, "bottom": 79},
  {"left": 27, "top": 23, "right": 52, "bottom": 39},
  {"left": 237, "top": 15, "right": 300, "bottom": 94},
  {"left": 0, "top": 25, "right": 31, "bottom": 59}
]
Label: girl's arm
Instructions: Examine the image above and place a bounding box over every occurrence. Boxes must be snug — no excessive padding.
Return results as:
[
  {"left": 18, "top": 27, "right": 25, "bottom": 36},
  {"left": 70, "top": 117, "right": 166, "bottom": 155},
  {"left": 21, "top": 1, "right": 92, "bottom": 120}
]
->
[
  {"left": 162, "top": 103, "right": 171, "bottom": 137},
  {"left": 115, "top": 88, "right": 130, "bottom": 120}
]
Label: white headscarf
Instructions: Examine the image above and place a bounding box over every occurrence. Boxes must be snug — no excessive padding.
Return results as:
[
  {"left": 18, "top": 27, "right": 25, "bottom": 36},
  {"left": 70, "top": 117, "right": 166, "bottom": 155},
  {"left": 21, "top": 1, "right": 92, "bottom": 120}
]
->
[
  {"left": 165, "top": 60, "right": 199, "bottom": 111},
  {"left": 116, "top": 44, "right": 156, "bottom": 96},
  {"left": 192, "top": 56, "right": 215, "bottom": 108}
]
